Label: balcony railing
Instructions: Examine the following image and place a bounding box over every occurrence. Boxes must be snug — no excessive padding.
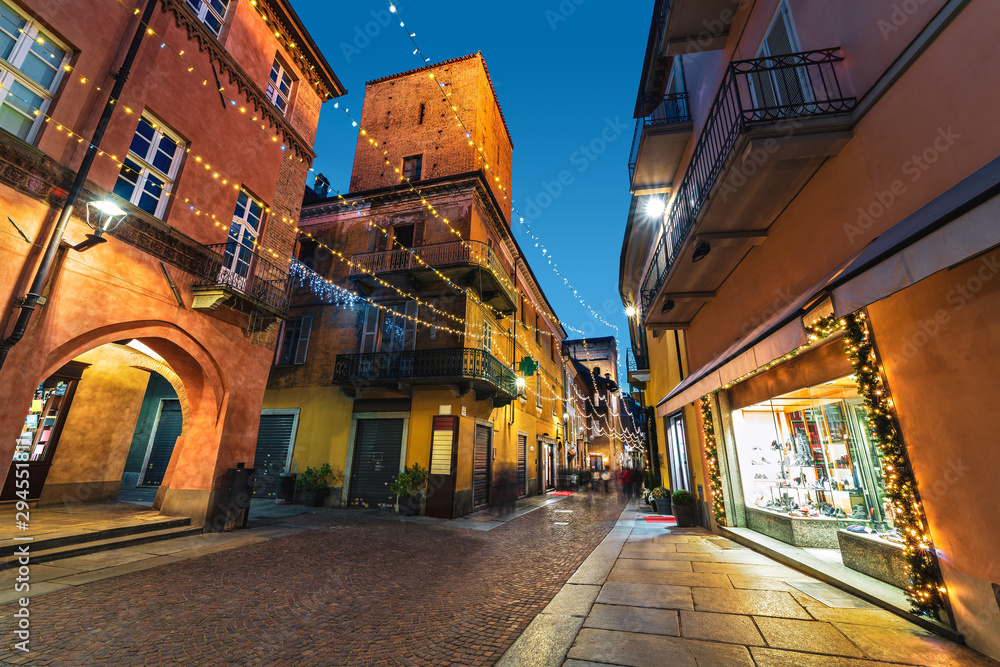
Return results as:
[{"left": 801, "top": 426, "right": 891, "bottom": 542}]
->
[
  {"left": 349, "top": 240, "right": 516, "bottom": 304},
  {"left": 332, "top": 347, "right": 517, "bottom": 397},
  {"left": 640, "top": 48, "right": 855, "bottom": 308},
  {"left": 628, "top": 92, "right": 692, "bottom": 182},
  {"left": 194, "top": 242, "right": 291, "bottom": 314},
  {"left": 626, "top": 348, "right": 650, "bottom": 373}
]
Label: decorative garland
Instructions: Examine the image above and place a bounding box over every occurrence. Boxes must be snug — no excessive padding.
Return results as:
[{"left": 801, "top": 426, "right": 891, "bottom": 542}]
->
[
  {"left": 843, "top": 312, "right": 947, "bottom": 617},
  {"left": 290, "top": 259, "right": 360, "bottom": 308},
  {"left": 700, "top": 396, "right": 726, "bottom": 526}
]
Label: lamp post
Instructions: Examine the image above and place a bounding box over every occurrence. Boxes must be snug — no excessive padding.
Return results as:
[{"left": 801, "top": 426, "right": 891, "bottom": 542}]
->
[{"left": 0, "top": 0, "right": 157, "bottom": 373}]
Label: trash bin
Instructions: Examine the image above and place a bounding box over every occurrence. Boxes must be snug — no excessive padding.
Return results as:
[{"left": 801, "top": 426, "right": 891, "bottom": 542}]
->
[
  {"left": 223, "top": 465, "right": 256, "bottom": 530},
  {"left": 277, "top": 472, "right": 296, "bottom": 504}
]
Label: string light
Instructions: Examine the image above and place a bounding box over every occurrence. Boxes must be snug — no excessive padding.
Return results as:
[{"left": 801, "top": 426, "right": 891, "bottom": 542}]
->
[{"left": 843, "top": 312, "right": 947, "bottom": 617}]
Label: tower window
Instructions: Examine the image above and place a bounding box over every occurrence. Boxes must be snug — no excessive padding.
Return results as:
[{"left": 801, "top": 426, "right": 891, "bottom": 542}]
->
[
  {"left": 402, "top": 155, "right": 422, "bottom": 181},
  {"left": 418, "top": 103, "right": 425, "bottom": 125}
]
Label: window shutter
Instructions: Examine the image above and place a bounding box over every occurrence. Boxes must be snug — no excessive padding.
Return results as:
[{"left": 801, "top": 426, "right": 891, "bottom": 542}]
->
[
  {"left": 274, "top": 320, "right": 286, "bottom": 365},
  {"left": 376, "top": 225, "right": 389, "bottom": 251},
  {"left": 412, "top": 220, "right": 425, "bottom": 247},
  {"left": 293, "top": 315, "right": 312, "bottom": 365},
  {"left": 765, "top": 6, "right": 794, "bottom": 56},
  {"left": 403, "top": 301, "right": 418, "bottom": 351},
  {"left": 361, "top": 304, "right": 380, "bottom": 353}
]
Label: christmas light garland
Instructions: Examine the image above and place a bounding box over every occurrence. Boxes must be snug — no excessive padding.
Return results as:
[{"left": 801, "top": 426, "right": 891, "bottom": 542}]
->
[
  {"left": 843, "top": 311, "right": 948, "bottom": 617},
  {"left": 700, "top": 396, "right": 726, "bottom": 526}
]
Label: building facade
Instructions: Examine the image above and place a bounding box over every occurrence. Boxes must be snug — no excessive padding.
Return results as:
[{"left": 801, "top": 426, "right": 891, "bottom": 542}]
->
[
  {"left": 263, "top": 54, "right": 573, "bottom": 518},
  {"left": 621, "top": 0, "right": 1000, "bottom": 657},
  {"left": 0, "top": 0, "right": 342, "bottom": 527}
]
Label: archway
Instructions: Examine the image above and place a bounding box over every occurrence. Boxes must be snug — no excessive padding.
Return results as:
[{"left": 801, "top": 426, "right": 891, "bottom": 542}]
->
[{"left": 0, "top": 320, "right": 248, "bottom": 527}]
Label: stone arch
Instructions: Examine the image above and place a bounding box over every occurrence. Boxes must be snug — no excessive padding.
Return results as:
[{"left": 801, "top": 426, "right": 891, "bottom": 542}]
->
[
  {"left": 40, "top": 320, "right": 227, "bottom": 419},
  {"left": 126, "top": 352, "right": 191, "bottom": 430}
]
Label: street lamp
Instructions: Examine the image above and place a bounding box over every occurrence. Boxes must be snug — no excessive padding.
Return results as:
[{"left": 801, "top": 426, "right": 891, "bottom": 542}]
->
[
  {"left": 73, "top": 199, "right": 128, "bottom": 252},
  {"left": 515, "top": 376, "right": 526, "bottom": 395},
  {"left": 625, "top": 305, "right": 637, "bottom": 318}
]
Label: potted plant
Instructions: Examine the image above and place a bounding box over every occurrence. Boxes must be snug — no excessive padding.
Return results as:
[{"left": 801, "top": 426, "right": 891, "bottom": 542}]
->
[
  {"left": 390, "top": 463, "right": 428, "bottom": 516},
  {"left": 650, "top": 486, "right": 671, "bottom": 514},
  {"left": 294, "top": 463, "right": 341, "bottom": 507},
  {"left": 671, "top": 489, "right": 699, "bottom": 527}
]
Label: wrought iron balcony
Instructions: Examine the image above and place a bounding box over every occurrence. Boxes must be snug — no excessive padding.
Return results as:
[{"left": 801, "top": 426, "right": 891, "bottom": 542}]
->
[
  {"left": 628, "top": 92, "right": 692, "bottom": 185},
  {"left": 640, "top": 48, "right": 855, "bottom": 311},
  {"left": 349, "top": 240, "right": 517, "bottom": 313},
  {"left": 626, "top": 347, "right": 651, "bottom": 389},
  {"left": 333, "top": 347, "right": 517, "bottom": 406},
  {"left": 191, "top": 242, "right": 291, "bottom": 324}
]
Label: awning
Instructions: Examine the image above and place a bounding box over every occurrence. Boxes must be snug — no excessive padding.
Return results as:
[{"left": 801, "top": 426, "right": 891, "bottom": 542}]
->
[
  {"left": 656, "top": 154, "right": 1000, "bottom": 418},
  {"left": 656, "top": 263, "right": 847, "bottom": 417}
]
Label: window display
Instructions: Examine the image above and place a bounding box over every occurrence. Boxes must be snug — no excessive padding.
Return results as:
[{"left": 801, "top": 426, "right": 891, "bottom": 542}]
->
[{"left": 734, "top": 375, "right": 901, "bottom": 545}]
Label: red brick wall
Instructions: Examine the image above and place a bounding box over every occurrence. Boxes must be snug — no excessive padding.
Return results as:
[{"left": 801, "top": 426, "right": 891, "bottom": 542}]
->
[{"left": 349, "top": 54, "right": 514, "bottom": 226}]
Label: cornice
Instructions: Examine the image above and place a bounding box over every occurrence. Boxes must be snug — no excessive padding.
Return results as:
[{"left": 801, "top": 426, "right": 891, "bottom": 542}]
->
[{"left": 159, "top": 0, "right": 315, "bottom": 161}]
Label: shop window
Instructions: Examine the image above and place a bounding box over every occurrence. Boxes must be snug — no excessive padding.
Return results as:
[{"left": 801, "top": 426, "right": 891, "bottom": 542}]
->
[
  {"left": 113, "top": 114, "right": 184, "bottom": 219},
  {"left": 266, "top": 57, "right": 293, "bottom": 114},
  {"left": 0, "top": 0, "right": 70, "bottom": 142},
  {"left": 184, "top": 0, "right": 230, "bottom": 38},
  {"left": 534, "top": 314, "right": 541, "bottom": 346},
  {"left": 733, "top": 374, "right": 898, "bottom": 544},
  {"left": 666, "top": 412, "right": 691, "bottom": 492},
  {"left": 275, "top": 315, "right": 313, "bottom": 366},
  {"left": 402, "top": 155, "right": 422, "bottom": 181}
]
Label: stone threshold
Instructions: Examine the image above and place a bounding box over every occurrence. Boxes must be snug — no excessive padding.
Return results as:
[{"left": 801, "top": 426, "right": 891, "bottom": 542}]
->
[{"left": 720, "top": 525, "right": 962, "bottom": 643}]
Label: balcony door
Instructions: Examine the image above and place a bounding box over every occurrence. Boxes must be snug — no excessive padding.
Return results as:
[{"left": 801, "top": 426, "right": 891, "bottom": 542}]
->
[
  {"left": 750, "top": 2, "right": 811, "bottom": 116},
  {"left": 360, "top": 302, "right": 418, "bottom": 377},
  {"left": 221, "top": 192, "right": 264, "bottom": 290}
]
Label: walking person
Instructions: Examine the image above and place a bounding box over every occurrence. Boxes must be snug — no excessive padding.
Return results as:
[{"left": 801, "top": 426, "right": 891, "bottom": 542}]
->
[
  {"left": 601, "top": 466, "right": 611, "bottom": 493},
  {"left": 622, "top": 467, "right": 633, "bottom": 500}
]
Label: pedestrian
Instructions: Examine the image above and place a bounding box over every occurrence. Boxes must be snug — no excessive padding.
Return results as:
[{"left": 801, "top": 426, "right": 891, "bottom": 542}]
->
[
  {"left": 591, "top": 468, "right": 600, "bottom": 492},
  {"left": 622, "top": 467, "right": 633, "bottom": 500},
  {"left": 601, "top": 466, "right": 610, "bottom": 493},
  {"left": 631, "top": 466, "right": 642, "bottom": 500}
]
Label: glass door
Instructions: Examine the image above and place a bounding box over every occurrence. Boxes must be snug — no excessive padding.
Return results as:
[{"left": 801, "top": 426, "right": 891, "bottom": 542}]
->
[{"left": 221, "top": 192, "right": 263, "bottom": 290}]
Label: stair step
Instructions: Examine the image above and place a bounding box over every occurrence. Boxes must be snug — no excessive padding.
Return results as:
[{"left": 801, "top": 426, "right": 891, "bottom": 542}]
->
[
  {"left": 0, "top": 516, "right": 191, "bottom": 558},
  {"left": 0, "top": 524, "right": 203, "bottom": 569}
]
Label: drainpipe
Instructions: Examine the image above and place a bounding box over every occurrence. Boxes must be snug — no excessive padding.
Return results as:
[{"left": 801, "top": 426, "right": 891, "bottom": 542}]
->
[{"left": 0, "top": 0, "right": 157, "bottom": 373}]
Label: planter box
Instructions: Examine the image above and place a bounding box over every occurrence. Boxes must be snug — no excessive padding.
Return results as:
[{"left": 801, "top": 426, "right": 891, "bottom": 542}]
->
[
  {"left": 838, "top": 529, "right": 909, "bottom": 589},
  {"left": 652, "top": 498, "right": 671, "bottom": 515},
  {"left": 745, "top": 507, "right": 841, "bottom": 548},
  {"left": 672, "top": 502, "right": 698, "bottom": 527}
]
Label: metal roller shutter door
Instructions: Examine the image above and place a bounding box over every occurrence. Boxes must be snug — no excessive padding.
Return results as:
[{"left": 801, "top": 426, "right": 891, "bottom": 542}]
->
[
  {"left": 142, "top": 400, "right": 181, "bottom": 487},
  {"left": 517, "top": 433, "right": 527, "bottom": 498},
  {"left": 473, "top": 425, "right": 490, "bottom": 508},
  {"left": 253, "top": 413, "right": 296, "bottom": 497},
  {"left": 349, "top": 418, "right": 404, "bottom": 509}
]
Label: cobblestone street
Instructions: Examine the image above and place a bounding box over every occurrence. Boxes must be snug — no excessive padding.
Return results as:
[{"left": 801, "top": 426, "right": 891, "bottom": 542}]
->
[{"left": 1, "top": 492, "right": 627, "bottom": 666}]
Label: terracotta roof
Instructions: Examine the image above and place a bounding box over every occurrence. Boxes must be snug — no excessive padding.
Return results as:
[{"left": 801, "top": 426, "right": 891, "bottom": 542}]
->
[{"left": 365, "top": 52, "right": 513, "bottom": 147}]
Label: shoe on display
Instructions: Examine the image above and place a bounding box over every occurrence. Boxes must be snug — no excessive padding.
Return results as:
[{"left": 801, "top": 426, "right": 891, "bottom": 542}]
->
[{"left": 846, "top": 524, "right": 867, "bottom": 533}]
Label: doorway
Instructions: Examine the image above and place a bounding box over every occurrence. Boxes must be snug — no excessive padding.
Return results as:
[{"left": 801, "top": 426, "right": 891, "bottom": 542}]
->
[{"left": 348, "top": 417, "right": 406, "bottom": 509}]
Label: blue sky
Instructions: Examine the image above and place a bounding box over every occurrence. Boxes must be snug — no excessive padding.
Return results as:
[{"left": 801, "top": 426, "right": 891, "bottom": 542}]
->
[{"left": 290, "top": 0, "right": 650, "bottom": 381}]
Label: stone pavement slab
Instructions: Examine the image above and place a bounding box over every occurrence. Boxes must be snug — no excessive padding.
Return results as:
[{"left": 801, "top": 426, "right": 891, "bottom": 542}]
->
[
  {"left": 753, "top": 616, "right": 865, "bottom": 657},
  {"left": 596, "top": 580, "right": 694, "bottom": 611},
  {"left": 679, "top": 610, "right": 766, "bottom": 646},
  {"left": 506, "top": 501, "right": 999, "bottom": 667},
  {"left": 582, "top": 603, "right": 679, "bottom": 636},
  {"left": 543, "top": 584, "right": 601, "bottom": 617}
]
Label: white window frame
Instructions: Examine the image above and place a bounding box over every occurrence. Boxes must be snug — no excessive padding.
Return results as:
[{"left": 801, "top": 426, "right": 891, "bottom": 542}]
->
[
  {"left": 0, "top": 0, "right": 70, "bottom": 143},
  {"left": 275, "top": 314, "right": 313, "bottom": 367},
  {"left": 220, "top": 190, "right": 265, "bottom": 286},
  {"left": 114, "top": 114, "right": 185, "bottom": 220},
  {"left": 266, "top": 57, "right": 292, "bottom": 114},
  {"left": 483, "top": 318, "right": 493, "bottom": 355},
  {"left": 185, "top": 0, "right": 230, "bottom": 38},
  {"left": 536, "top": 374, "right": 542, "bottom": 409}
]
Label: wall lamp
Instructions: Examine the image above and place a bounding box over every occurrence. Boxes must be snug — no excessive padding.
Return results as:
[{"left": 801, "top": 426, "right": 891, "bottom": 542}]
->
[
  {"left": 661, "top": 299, "right": 675, "bottom": 314},
  {"left": 73, "top": 200, "right": 128, "bottom": 252},
  {"left": 692, "top": 241, "right": 711, "bottom": 262}
]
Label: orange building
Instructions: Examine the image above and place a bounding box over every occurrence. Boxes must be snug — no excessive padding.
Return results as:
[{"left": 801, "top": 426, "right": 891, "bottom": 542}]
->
[
  {"left": 621, "top": 0, "right": 1000, "bottom": 657},
  {"left": 0, "top": 0, "right": 342, "bottom": 528},
  {"left": 263, "top": 54, "right": 573, "bottom": 517}
]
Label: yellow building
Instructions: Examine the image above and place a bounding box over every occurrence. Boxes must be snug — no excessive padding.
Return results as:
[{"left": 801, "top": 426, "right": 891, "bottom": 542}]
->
[{"left": 262, "top": 54, "right": 573, "bottom": 517}]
